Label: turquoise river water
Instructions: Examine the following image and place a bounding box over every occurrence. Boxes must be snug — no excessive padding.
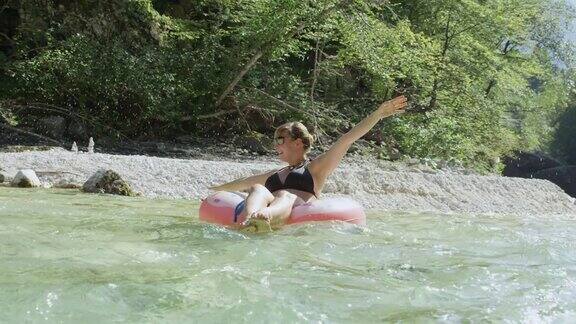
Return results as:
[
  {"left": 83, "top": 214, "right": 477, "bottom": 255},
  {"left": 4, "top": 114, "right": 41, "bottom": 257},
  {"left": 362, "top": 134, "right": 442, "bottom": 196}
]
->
[{"left": 1, "top": 187, "right": 576, "bottom": 323}]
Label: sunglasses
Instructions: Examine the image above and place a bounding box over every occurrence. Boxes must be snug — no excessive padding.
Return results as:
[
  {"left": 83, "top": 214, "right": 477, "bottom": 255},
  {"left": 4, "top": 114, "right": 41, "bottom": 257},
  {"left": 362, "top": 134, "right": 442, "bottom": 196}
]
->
[{"left": 274, "top": 136, "right": 287, "bottom": 145}]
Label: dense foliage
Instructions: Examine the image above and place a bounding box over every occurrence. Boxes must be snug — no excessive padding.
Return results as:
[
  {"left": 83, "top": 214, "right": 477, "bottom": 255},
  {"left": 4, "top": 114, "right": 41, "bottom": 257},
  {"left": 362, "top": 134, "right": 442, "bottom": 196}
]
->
[{"left": 0, "top": 0, "right": 574, "bottom": 169}]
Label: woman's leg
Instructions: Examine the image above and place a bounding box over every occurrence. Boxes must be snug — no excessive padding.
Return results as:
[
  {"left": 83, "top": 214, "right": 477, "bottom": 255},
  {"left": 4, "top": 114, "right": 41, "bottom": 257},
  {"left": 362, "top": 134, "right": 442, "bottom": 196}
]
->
[
  {"left": 251, "top": 190, "right": 298, "bottom": 227},
  {"left": 240, "top": 184, "right": 275, "bottom": 220}
]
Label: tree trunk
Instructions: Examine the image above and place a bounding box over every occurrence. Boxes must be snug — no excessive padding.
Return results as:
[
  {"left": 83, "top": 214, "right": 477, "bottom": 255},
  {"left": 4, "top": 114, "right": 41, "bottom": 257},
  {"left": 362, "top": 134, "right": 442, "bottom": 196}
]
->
[
  {"left": 485, "top": 40, "right": 513, "bottom": 96},
  {"left": 214, "top": 0, "right": 350, "bottom": 108},
  {"left": 427, "top": 13, "right": 452, "bottom": 111},
  {"left": 215, "top": 51, "right": 263, "bottom": 108},
  {"left": 310, "top": 38, "right": 321, "bottom": 101}
]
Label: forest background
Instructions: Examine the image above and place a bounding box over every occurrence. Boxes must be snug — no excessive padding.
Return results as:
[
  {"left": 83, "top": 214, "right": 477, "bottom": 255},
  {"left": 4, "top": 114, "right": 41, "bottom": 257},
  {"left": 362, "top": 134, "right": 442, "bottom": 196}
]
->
[{"left": 0, "top": 0, "right": 575, "bottom": 171}]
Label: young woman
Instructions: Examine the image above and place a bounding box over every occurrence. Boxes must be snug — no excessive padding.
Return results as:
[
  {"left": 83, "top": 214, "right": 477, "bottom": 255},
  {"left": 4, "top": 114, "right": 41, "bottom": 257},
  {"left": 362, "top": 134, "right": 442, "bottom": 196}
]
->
[{"left": 210, "top": 95, "right": 408, "bottom": 231}]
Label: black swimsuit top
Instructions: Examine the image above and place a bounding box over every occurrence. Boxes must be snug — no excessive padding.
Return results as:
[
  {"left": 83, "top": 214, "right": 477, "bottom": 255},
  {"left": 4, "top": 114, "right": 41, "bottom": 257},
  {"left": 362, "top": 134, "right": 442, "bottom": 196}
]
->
[{"left": 265, "top": 161, "right": 316, "bottom": 196}]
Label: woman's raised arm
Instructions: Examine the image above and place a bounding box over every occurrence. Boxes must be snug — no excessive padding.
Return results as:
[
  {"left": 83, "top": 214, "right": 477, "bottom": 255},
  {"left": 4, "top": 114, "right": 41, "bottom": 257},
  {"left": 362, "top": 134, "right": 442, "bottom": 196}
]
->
[{"left": 309, "top": 95, "right": 407, "bottom": 191}]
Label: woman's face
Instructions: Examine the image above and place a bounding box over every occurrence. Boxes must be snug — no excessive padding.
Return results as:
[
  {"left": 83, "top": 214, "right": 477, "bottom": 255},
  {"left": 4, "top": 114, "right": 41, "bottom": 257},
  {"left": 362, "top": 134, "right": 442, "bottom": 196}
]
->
[{"left": 274, "top": 131, "right": 303, "bottom": 162}]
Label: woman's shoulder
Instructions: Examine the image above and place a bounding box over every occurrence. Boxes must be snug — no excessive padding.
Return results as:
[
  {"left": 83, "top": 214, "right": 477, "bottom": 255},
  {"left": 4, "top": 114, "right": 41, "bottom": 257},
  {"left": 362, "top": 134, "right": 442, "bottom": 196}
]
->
[{"left": 306, "top": 156, "right": 322, "bottom": 170}]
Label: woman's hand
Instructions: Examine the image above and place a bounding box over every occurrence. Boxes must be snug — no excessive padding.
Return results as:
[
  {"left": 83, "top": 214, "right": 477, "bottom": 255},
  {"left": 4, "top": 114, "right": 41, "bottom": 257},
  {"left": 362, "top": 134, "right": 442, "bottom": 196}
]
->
[{"left": 375, "top": 95, "right": 408, "bottom": 119}]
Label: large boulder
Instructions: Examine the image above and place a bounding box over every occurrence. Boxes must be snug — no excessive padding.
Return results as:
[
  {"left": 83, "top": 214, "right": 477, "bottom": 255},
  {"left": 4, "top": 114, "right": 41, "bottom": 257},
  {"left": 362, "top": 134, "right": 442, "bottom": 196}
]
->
[
  {"left": 503, "top": 152, "right": 562, "bottom": 178},
  {"left": 11, "top": 169, "right": 41, "bottom": 188},
  {"left": 82, "top": 169, "right": 136, "bottom": 196},
  {"left": 533, "top": 166, "right": 576, "bottom": 198}
]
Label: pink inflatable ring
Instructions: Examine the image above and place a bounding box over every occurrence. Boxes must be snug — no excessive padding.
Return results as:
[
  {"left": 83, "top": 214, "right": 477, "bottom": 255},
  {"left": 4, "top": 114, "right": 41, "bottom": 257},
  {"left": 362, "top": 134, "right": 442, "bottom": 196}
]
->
[{"left": 199, "top": 191, "right": 366, "bottom": 226}]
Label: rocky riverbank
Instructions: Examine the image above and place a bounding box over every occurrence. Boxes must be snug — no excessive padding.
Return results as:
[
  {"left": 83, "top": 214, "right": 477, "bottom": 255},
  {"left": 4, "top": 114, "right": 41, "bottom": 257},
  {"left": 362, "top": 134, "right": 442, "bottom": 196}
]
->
[{"left": 1, "top": 147, "right": 575, "bottom": 216}]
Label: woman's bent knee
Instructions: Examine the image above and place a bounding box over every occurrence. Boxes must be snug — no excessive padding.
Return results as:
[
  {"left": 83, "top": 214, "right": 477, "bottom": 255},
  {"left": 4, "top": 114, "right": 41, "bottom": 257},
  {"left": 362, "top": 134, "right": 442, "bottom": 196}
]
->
[
  {"left": 247, "top": 184, "right": 274, "bottom": 200},
  {"left": 249, "top": 183, "right": 268, "bottom": 193},
  {"left": 275, "top": 190, "right": 297, "bottom": 200}
]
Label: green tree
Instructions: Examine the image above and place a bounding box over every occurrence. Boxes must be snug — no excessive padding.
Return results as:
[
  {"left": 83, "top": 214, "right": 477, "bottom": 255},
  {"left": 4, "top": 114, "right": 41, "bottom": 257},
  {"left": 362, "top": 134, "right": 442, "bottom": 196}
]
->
[{"left": 0, "top": 0, "right": 574, "bottom": 171}]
